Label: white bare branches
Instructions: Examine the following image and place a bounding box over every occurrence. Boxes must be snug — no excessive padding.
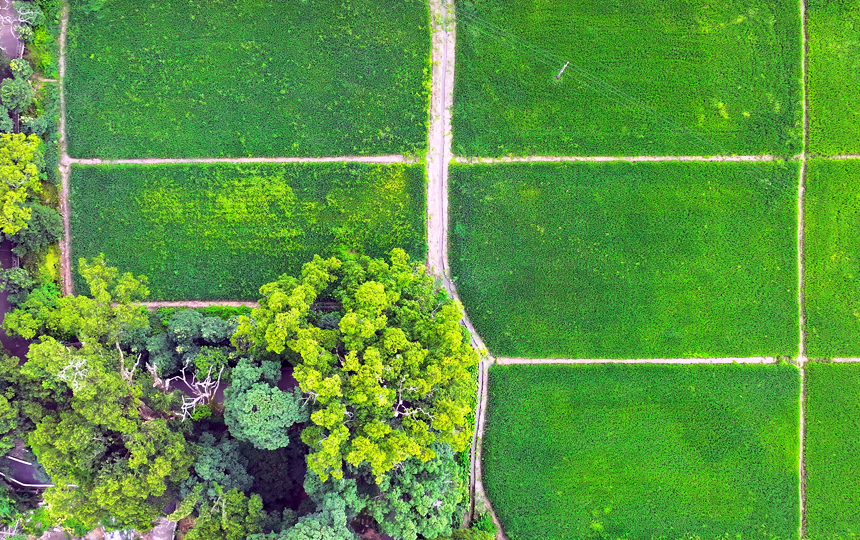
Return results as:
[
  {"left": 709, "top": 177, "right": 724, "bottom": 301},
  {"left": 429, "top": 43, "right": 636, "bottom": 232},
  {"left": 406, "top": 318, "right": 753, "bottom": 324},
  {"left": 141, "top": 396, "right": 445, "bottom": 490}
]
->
[
  {"left": 12, "top": 2, "right": 40, "bottom": 25},
  {"left": 57, "top": 356, "right": 88, "bottom": 391},
  {"left": 175, "top": 365, "right": 224, "bottom": 420},
  {"left": 116, "top": 341, "right": 141, "bottom": 384}
]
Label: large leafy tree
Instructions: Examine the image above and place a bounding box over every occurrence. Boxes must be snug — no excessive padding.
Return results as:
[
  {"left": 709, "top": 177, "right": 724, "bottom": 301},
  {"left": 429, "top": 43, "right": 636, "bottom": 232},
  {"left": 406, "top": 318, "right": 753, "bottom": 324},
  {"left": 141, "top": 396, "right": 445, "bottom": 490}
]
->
[{"left": 232, "top": 249, "right": 477, "bottom": 482}]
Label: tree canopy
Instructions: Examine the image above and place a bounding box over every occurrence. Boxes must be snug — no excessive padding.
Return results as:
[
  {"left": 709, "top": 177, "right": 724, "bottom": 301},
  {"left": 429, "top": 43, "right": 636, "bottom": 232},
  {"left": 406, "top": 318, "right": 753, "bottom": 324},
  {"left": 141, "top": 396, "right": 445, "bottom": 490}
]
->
[
  {"left": 0, "top": 133, "right": 43, "bottom": 236},
  {"left": 233, "top": 249, "right": 478, "bottom": 481}
]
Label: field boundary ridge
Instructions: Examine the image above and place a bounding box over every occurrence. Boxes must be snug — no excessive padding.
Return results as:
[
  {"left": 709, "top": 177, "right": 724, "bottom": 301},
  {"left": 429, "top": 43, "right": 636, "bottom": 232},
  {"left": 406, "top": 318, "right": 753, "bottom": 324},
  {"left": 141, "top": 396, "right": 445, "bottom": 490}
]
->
[
  {"left": 495, "top": 357, "right": 777, "bottom": 365},
  {"left": 66, "top": 155, "right": 418, "bottom": 165}
]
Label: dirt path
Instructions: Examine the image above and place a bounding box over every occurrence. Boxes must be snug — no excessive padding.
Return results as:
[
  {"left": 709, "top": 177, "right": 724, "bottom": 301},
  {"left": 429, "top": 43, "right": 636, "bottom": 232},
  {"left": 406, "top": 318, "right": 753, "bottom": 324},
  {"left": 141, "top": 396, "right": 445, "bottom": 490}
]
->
[
  {"left": 57, "top": 3, "right": 72, "bottom": 296},
  {"left": 137, "top": 301, "right": 258, "bottom": 309},
  {"left": 68, "top": 155, "right": 415, "bottom": 165},
  {"left": 798, "top": 1, "right": 810, "bottom": 535},
  {"left": 455, "top": 154, "right": 783, "bottom": 164},
  {"left": 496, "top": 356, "right": 777, "bottom": 365},
  {"left": 424, "top": 1, "right": 506, "bottom": 538}
]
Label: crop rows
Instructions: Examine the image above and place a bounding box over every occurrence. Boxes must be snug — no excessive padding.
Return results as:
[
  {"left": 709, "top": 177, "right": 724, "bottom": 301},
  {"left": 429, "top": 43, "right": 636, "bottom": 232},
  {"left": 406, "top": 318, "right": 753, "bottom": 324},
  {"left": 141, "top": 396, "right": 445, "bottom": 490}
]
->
[
  {"left": 69, "top": 163, "right": 426, "bottom": 300},
  {"left": 450, "top": 161, "right": 799, "bottom": 359},
  {"left": 483, "top": 363, "right": 801, "bottom": 540},
  {"left": 452, "top": 0, "right": 803, "bottom": 158},
  {"left": 64, "top": 0, "right": 431, "bottom": 158}
]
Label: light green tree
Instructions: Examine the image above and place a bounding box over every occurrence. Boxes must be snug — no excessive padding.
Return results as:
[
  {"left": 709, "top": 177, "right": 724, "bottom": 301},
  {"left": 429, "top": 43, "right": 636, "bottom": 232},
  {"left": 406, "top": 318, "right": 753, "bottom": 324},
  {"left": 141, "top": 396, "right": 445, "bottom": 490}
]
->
[
  {"left": 0, "top": 133, "right": 43, "bottom": 235},
  {"left": 233, "top": 249, "right": 477, "bottom": 482}
]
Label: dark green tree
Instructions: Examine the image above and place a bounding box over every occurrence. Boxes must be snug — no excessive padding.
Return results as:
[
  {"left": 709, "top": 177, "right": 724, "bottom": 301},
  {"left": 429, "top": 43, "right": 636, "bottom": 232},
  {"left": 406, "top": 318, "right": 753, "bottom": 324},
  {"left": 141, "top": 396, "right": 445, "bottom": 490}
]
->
[
  {"left": 0, "top": 266, "right": 34, "bottom": 305},
  {"left": 9, "top": 202, "right": 63, "bottom": 257},
  {"left": 0, "top": 77, "right": 33, "bottom": 114},
  {"left": 365, "top": 444, "right": 466, "bottom": 540},
  {"left": 224, "top": 357, "right": 309, "bottom": 450},
  {"left": 183, "top": 432, "right": 253, "bottom": 503},
  {"left": 184, "top": 487, "right": 265, "bottom": 540}
]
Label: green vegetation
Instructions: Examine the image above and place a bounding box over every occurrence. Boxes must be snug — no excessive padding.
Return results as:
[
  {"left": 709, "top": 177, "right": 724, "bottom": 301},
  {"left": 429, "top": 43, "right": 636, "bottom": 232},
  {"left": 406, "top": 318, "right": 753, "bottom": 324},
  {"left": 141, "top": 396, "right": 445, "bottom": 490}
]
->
[
  {"left": 1, "top": 254, "right": 475, "bottom": 538},
  {"left": 233, "top": 249, "right": 477, "bottom": 484},
  {"left": 805, "top": 362, "right": 860, "bottom": 538},
  {"left": 807, "top": 0, "right": 860, "bottom": 154},
  {"left": 804, "top": 159, "right": 860, "bottom": 357},
  {"left": 484, "top": 363, "right": 801, "bottom": 540},
  {"left": 69, "top": 163, "right": 426, "bottom": 300},
  {"left": 450, "top": 161, "right": 798, "bottom": 358},
  {"left": 65, "top": 0, "right": 431, "bottom": 158},
  {"left": 453, "top": 0, "right": 802, "bottom": 157}
]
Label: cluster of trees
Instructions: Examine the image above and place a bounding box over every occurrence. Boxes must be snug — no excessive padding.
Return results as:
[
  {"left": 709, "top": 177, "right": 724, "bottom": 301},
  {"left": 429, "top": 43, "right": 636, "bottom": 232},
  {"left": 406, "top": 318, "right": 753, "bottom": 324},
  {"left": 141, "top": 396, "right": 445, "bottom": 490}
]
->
[
  {"left": 0, "top": 250, "right": 495, "bottom": 540},
  {"left": 0, "top": 132, "right": 62, "bottom": 309}
]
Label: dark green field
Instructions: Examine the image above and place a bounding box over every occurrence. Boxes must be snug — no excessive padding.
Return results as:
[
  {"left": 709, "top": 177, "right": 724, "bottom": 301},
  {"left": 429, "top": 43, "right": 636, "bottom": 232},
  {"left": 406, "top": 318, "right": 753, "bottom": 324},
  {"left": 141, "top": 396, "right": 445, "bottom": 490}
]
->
[
  {"left": 804, "top": 362, "right": 860, "bottom": 539},
  {"left": 65, "top": 0, "right": 430, "bottom": 158},
  {"left": 484, "top": 363, "right": 801, "bottom": 540},
  {"left": 452, "top": 0, "right": 802, "bottom": 157},
  {"left": 807, "top": 0, "right": 860, "bottom": 155},
  {"left": 450, "top": 161, "right": 798, "bottom": 358},
  {"left": 803, "top": 159, "right": 860, "bottom": 358},
  {"left": 69, "top": 163, "right": 426, "bottom": 300}
]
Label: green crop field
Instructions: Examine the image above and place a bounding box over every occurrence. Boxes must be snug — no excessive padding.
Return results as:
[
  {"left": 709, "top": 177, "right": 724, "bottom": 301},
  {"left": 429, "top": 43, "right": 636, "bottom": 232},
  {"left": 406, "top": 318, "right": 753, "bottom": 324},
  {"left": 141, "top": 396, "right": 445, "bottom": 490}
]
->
[
  {"left": 803, "top": 159, "right": 860, "bottom": 358},
  {"left": 452, "top": 0, "right": 802, "bottom": 157},
  {"left": 65, "top": 0, "right": 430, "bottom": 158},
  {"left": 807, "top": 0, "right": 860, "bottom": 155},
  {"left": 484, "top": 363, "right": 801, "bottom": 540},
  {"left": 69, "top": 163, "right": 426, "bottom": 300},
  {"left": 805, "top": 362, "right": 860, "bottom": 538},
  {"left": 450, "top": 161, "right": 798, "bottom": 359}
]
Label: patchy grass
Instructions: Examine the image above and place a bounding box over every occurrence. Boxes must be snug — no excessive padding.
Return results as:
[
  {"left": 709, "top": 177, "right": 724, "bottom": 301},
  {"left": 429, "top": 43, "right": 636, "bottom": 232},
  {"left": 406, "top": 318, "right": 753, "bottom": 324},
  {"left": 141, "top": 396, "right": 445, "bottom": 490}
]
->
[
  {"left": 452, "top": 0, "right": 802, "bottom": 157},
  {"left": 484, "top": 363, "right": 801, "bottom": 540},
  {"left": 65, "top": 0, "right": 431, "bottom": 158},
  {"left": 70, "top": 163, "right": 426, "bottom": 300},
  {"left": 450, "top": 161, "right": 798, "bottom": 359},
  {"left": 803, "top": 159, "right": 860, "bottom": 357},
  {"left": 804, "top": 362, "right": 860, "bottom": 539}
]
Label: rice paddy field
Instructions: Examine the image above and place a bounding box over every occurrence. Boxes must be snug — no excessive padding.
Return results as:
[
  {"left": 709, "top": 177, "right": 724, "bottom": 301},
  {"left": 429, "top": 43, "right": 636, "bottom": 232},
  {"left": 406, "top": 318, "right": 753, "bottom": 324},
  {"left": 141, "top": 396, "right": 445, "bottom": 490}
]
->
[
  {"left": 483, "top": 363, "right": 801, "bottom": 540},
  {"left": 452, "top": 0, "right": 803, "bottom": 158},
  {"left": 803, "top": 159, "right": 860, "bottom": 358},
  {"left": 449, "top": 161, "right": 799, "bottom": 359},
  {"left": 64, "top": 0, "right": 431, "bottom": 158},
  {"left": 807, "top": 0, "right": 860, "bottom": 155},
  {"left": 804, "top": 362, "right": 860, "bottom": 538},
  {"left": 69, "top": 163, "right": 426, "bottom": 300}
]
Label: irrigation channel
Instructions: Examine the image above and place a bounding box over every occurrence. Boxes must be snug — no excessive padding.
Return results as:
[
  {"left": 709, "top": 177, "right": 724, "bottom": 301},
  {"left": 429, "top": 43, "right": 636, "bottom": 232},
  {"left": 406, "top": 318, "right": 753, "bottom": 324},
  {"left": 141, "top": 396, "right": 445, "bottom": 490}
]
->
[{"left": 40, "top": 0, "right": 860, "bottom": 537}]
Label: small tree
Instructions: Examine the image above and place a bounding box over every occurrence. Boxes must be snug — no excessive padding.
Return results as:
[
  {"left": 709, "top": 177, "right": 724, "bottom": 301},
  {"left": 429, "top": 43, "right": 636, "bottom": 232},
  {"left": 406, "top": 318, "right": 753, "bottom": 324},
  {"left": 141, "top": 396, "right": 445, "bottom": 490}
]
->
[
  {"left": 9, "top": 202, "right": 63, "bottom": 257},
  {"left": 224, "top": 357, "right": 309, "bottom": 450},
  {"left": 0, "top": 77, "right": 33, "bottom": 114}
]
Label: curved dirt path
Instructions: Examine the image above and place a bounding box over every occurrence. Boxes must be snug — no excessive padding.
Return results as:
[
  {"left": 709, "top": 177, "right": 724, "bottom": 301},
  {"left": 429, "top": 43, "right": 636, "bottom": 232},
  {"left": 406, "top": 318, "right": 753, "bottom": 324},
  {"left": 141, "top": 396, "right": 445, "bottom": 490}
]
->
[{"left": 424, "top": 1, "right": 506, "bottom": 538}]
